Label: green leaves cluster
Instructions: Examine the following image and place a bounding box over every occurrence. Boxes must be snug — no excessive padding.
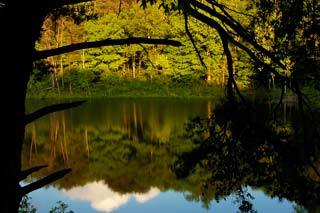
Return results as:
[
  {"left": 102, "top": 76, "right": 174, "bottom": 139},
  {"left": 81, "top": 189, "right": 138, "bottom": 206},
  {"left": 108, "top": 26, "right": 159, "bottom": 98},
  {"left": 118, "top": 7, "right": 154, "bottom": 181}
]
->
[{"left": 19, "top": 196, "right": 73, "bottom": 213}]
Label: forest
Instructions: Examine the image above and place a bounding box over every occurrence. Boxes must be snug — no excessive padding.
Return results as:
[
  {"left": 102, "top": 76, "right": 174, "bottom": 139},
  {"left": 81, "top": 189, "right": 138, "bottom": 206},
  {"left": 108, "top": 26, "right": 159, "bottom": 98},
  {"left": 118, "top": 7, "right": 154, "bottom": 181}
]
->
[{"left": 28, "top": 0, "right": 319, "bottom": 98}]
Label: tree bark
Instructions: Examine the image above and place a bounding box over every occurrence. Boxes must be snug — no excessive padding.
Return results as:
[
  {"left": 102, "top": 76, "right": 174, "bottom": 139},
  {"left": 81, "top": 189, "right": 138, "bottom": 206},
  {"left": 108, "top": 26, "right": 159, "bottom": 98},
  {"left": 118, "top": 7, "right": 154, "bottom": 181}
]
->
[
  {"left": 0, "top": 2, "right": 45, "bottom": 212},
  {"left": 1, "top": 28, "right": 31, "bottom": 213}
]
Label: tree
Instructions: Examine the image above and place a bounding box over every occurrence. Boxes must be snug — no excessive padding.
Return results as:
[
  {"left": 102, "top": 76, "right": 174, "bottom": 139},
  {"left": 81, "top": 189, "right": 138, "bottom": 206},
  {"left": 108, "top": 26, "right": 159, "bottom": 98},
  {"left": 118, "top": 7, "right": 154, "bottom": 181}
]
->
[
  {"left": 30, "top": 1, "right": 260, "bottom": 90},
  {"left": 149, "top": 0, "right": 319, "bottom": 101},
  {"left": 0, "top": 1, "right": 181, "bottom": 212}
]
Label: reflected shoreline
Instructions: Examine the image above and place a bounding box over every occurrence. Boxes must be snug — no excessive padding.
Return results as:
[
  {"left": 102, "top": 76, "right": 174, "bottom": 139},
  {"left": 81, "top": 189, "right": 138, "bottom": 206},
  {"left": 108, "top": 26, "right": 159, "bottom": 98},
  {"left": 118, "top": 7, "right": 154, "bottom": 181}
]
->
[{"left": 23, "top": 98, "right": 319, "bottom": 212}]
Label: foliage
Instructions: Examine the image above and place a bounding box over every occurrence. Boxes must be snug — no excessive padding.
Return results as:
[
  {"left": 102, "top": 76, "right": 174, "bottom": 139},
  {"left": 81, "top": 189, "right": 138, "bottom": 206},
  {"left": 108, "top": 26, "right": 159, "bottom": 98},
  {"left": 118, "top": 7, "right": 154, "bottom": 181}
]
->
[
  {"left": 32, "top": 0, "right": 319, "bottom": 97},
  {"left": 49, "top": 201, "right": 73, "bottom": 213},
  {"left": 27, "top": 74, "right": 224, "bottom": 98},
  {"left": 19, "top": 196, "right": 73, "bottom": 213},
  {"left": 32, "top": 0, "right": 267, "bottom": 96},
  {"left": 19, "top": 196, "right": 36, "bottom": 213}
]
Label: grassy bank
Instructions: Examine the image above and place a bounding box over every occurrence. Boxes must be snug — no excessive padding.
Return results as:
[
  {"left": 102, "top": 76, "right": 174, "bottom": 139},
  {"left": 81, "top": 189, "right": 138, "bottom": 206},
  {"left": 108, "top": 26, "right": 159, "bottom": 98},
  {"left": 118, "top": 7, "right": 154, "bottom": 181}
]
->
[
  {"left": 27, "top": 77, "right": 315, "bottom": 103},
  {"left": 27, "top": 78, "right": 225, "bottom": 99}
]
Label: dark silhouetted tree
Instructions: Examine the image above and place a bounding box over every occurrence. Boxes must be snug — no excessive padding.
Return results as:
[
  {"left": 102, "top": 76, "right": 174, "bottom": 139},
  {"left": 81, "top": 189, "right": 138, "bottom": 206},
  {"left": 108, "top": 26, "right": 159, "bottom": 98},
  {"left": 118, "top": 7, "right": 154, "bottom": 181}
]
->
[{"left": 0, "top": 1, "right": 180, "bottom": 212}]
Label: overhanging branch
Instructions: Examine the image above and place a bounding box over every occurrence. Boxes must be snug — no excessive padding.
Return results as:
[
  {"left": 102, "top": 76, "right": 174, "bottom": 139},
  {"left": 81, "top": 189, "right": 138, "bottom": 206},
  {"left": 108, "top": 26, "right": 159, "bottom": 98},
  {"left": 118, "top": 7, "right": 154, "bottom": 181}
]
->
[
  {"left": 19, "top": 165, "right": 48, "bottom": 181},
  {"left": 183, "top": 6, "right": 207, "bottom": 70},
  {"left": 25, "top": 101, "right": 86, "bottom": 125},
  {"left": 190, "top": 1, "right": 286, "bottom": 70},
  {"left": 188, "top": 7, "right": 287, "bottom": 80},
  {"left": 220, "top": 34, "right": 235, "bottom": 100},
  {"left": 33, "top": 37, "right": 182, "bottom": 60},
  {"left": 20, "top": 168, "right": 71, "bottom": 196}
]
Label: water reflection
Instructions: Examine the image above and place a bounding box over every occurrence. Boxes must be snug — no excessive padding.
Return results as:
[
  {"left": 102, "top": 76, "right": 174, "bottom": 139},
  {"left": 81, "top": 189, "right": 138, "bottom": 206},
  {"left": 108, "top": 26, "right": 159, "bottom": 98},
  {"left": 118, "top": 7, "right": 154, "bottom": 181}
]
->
[
  {"left": 63, "top": 181, "right": 160, "bottom": 212},
  {"left": 173, "top": 100, "right": 320, "bottom": 212},
  {"left": 22, "top": 98, "right": 316, "bottom": 212},
  {"left": 23, "top": 99, "right": 212, "bottom": 195}
]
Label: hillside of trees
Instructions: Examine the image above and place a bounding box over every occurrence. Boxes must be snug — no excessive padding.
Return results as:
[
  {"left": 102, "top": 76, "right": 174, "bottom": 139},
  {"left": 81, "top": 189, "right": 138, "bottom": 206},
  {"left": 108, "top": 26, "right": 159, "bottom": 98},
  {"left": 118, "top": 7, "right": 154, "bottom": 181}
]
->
[{"left": 28, "top": 0, "right": 319, "bottom": 97}]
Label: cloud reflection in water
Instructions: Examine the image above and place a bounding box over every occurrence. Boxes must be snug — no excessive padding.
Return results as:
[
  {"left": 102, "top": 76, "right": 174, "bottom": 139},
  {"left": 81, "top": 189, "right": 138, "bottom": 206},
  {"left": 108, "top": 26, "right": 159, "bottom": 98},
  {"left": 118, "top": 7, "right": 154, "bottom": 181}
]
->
[{"left": 63, "top": 181, "right": 160, "bottom": 212}]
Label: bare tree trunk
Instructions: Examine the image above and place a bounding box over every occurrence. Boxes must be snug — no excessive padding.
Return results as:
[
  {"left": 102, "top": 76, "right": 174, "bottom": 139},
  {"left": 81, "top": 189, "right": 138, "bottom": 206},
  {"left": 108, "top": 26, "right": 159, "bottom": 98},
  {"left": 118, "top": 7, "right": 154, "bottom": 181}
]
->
[
  {"left": 69, "top": 82, "right": 73, "bottom": 94},
  {"left": 45, "top": 33, "right": 56, "bottom": 89},
  {"left": 132, "top": 55, "right": 136, "bottom": 79},
  {"left": 60, "top": 56, "right": 64, "bottom": 89},
  {"left": 221, "top": 37, "right": 235, "bottom": 101},
  {"left": 54, "top": 65, "right": 60, "bottom": 95},
  {"left": 1, "top": 16, "right": 32, "bottom": 212},
  {"left": 60, "top": 19, "right": 64, "bottom": 89},
  {"left": 84, "top": 127, "right": 89, "bottom": 158},
  {"left": 50, "top": 61, "right": 56, "bottom": 88},
  {"left": 206, "top": 51, "right": 211, "bottom": 84},
  {"left": 2, "top": 61, "right": 29, "bottom": 213},
  {"left": 0, "top": 4, "right": 60, "bottom": 211},
  {"left": 138, "top": 56, "right": 142, "bottom": 74}
]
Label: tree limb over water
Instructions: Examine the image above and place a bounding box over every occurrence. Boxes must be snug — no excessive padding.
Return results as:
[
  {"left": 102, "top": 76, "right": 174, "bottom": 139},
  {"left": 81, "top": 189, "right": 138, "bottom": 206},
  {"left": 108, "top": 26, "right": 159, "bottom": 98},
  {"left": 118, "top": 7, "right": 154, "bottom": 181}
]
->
[
  {"left": 19, "top": 165, "right": 48, "bottom": 181},
  {"left": 20, "top": 169, "right": 72, "bottom": 196},
  {"left": 24, "top": 101, "right": 86, "bottom": 125},
  {"left": 34, "top": 38, "right": 182, "bottom": 60}
]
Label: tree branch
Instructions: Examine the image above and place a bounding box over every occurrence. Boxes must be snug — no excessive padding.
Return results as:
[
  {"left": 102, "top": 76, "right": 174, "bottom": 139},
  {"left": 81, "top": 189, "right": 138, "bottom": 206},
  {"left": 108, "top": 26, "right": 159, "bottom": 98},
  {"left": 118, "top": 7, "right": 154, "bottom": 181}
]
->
[
  {"left": 220, "top": 34, "right": 235, "bottom": 100},
  {"left": 216, "top": 2, "right": 256, "bottom": 18},
  {"left": 25, "top": 100, "right": 86, "bottom": 125},
  {"left": 183, "top": 4, "right": 207, "bottom": 70},
  {"left": 20, "top": 169, "right": 71, "bottom": 196},
  {"left": 33, "top": 37, "right": 182, "bottom": 60},
  {"left": 19, "top": 165, "right": 48, "bottom": 181},
  {"left": 190, "top": 1, "right": 286, "bottom": 69},
  {"left": 188, "top": 7, "right": 287, "bottom": 81}
]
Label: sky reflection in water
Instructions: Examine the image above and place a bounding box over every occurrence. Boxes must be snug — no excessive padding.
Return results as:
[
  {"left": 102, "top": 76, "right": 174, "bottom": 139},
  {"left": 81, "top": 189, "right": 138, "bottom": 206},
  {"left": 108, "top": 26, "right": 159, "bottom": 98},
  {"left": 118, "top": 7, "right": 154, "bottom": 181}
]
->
[{"left": 29, "top": 182, "right": 294, "bottom": 213}]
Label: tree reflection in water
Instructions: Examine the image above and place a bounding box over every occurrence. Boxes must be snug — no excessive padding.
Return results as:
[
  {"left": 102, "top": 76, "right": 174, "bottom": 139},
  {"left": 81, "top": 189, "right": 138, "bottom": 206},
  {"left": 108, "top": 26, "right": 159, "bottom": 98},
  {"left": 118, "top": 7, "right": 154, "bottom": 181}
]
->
[
  {"left": 173, "top": 101, "right": 320, "bottom": 212},
  {"left": 22, "top": 99, "right": 319, "bottom": 212}
]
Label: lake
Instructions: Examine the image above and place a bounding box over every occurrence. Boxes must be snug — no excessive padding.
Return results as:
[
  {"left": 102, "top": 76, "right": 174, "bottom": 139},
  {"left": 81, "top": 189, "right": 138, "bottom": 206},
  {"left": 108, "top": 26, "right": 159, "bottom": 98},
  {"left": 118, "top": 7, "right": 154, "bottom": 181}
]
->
[{"left": 22, "top": 98, "right": 317, "bottom": 212}]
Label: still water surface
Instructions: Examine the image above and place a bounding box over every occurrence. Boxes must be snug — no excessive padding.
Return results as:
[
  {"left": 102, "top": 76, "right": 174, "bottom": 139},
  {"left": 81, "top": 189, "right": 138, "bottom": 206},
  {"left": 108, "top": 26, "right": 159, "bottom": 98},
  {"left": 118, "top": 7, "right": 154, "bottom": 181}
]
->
[{"left": 23, "top": 98, "right": 297, "bottom": 212}]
